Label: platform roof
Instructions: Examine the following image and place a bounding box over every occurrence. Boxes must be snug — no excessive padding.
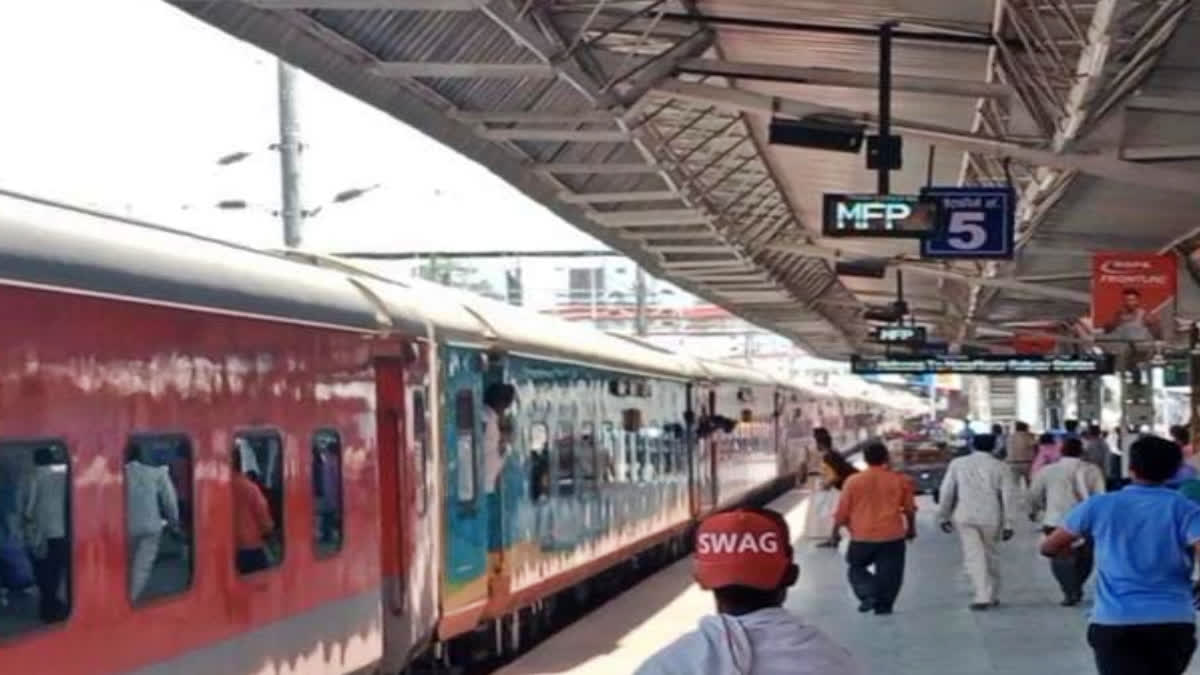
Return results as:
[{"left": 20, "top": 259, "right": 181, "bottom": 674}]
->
[{"left": 168, "top": 0, "right": 1200, "bottom": 359}]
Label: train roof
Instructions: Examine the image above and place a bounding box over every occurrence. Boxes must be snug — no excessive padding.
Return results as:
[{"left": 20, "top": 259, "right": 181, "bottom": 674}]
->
[
  {"left": 369, "top": 275, "right": 701, "bottom": 380},
  {"left": 0, "top": 191, "right": 699, "bottom": 381},
  {"left": 0, "top": 191, "right": 387, "bottom": 332}
]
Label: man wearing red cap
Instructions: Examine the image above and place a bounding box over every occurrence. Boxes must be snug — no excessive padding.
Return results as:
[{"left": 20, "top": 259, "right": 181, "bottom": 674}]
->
[{"left": 635, "top": 508, "right": 860, "bottom": 675}]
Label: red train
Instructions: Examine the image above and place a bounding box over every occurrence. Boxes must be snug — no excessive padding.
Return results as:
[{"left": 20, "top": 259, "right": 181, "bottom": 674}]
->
[{"left": 0, "top": 193, "right": 905, "bottom": 673}]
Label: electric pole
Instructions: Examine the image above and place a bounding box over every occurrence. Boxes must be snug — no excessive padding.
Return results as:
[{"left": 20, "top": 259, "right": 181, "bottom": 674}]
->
[
  {"left": 277, "top": 59, "right": 304, "bottom": 248},
  {"left": 634, "top": 266, "right": 648, "bottom": 336}
]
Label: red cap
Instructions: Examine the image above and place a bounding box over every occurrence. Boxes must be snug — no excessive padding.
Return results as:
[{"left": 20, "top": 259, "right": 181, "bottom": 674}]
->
[{"left": 693, "top": 509, "right": 792, "bottom": 591}]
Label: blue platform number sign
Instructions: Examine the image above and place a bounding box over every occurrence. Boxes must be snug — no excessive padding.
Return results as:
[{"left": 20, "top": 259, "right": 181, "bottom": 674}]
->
[{"left": 919, "top": 186, "right": 1015, "bottom": 260}]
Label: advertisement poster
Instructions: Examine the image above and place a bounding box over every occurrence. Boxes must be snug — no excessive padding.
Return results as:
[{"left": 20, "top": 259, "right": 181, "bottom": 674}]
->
[{"left": 1091, "top": 252, "right": 1176, "bottom": 343}]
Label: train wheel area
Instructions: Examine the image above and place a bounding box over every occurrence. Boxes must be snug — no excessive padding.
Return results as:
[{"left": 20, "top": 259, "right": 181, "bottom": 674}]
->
[{"left": 493, "top": 491, "right": 1200, "bottom": 675}]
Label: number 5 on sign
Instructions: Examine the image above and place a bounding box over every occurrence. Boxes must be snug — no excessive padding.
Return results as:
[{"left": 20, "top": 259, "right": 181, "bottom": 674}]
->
[
  {"left": 920, "top": 187, "right": 1015, "bottom": 260},
  {"left": 947, "top": 212, "right": 987, "bottom": 250}
]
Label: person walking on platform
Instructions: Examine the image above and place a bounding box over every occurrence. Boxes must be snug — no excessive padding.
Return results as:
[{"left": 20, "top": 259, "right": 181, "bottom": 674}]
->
[
  {"left": 936, "top": 433, "right": 1017, "bottom": 610},
  {"left": 813, "top": 427, "right": 858, "bottom": 549},
  {"left": 1029, "top": 437, "right": 1105, "bottom": 606},
  {"left": 1042, "top": 436, "right": 1200, "bottom": 675},
  {"left": 635, "top": 508, "right": 860, "bottom": 675},
  {"left": 1063, "top": 419, "right": 1081, "bottom": 442},
  {"left": 1031, "top": 432, "right": 1062, "bottom": 477},
  {"left": 833, "top": 441, "right": 916, "bottom": 615},
  {"left": 1082, "top": 425, "right": 1112, "bottom": 472},
  {"left": 1006, "top": 421, "right": 1037, "bottom": 485}
]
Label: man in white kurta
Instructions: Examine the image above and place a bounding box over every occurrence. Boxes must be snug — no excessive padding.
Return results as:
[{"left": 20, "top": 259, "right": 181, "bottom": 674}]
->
[{"left": 937, "top": 433, "right": 1017, "bottom": 610}]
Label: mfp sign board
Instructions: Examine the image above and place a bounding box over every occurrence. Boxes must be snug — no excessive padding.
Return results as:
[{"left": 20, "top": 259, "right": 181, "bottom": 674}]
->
[
  {"left": 850, "top": 354, "right": 1115, "bottom": 376},
  {"left": 823, "top": 194, "right": 939, "bottom": 238},
  {"left": 920, "top": 186, "right": 1015, "bottom": 259},
  {"left": 872, "top": 325, "right": 926, "bottom": 345}
]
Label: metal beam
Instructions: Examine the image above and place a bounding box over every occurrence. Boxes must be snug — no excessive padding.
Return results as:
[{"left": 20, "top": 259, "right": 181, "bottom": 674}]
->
[
  {"left": 558, "top": 190, "right": 681, "bottom": 204},
  {"left": 1128, "top": 94, "right": 1200, "bottom": 115},
  {"left": 767, "top": 243, "right": 1091, "bottom": 303},
  {"left": 659, "top": 11, "right": 1001, "bottom": 47},
  {"left": 1015, "top": 272, "right": 1091, "bottom": 283},
  {"left": 452, "top": 110, "right": 618, "bottom": 124},
  {"left": 371, "top": 62, "right": 556, "bottom": 79},
  {"left": 244, "top": 0, "right": 477, "bottom": 8},
  {"left": 477, "top": 0, "right": 607, "bottom": 105},
  {"left": 659, "top": 259, "right": 749, "bottom": 269},
  {"left": 1122, "top": 144, "right": 1200, "bottom": 161},
  {"left": 591, "top": 209, "right": 710, "bottom": 226},
  {"left": 654, "top": 80, "right": 1200, "bottom": 196},
  {"left": 677, "top": 59, "right": 1012, "bottom": 99},
  {"left": 532, "top": 162, "right": 659, "bottom": 174},
  {"left": 649, "top": 245, "right": 739, "bottom": 254},
  {"left": 479, "top": 128, "right": 629, "bottom": 142}
]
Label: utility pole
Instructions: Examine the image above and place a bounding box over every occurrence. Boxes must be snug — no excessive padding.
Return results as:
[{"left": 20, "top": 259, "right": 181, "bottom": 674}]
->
[
  {"left": 634, "top": 266, "right": 649, "bottom": 336},
  {"left": 277, "top": 59, "right": 304, "bottom": 248}
]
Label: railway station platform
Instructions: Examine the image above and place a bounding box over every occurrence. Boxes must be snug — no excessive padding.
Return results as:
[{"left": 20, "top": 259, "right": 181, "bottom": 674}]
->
[{"left": 498, "top": 489, "right": 1200, "bottom": 675}]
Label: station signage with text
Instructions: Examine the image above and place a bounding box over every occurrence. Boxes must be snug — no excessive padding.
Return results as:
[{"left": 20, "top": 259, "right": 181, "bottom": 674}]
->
[
  {"left": 823, "top": 194, "right": 939, "bottom": 238},
  {"left": 872, "top": 325, "right": 926, "bottom": 344},
  {"left": 850, "top": 354, "right": 1115, "bottom": 376},
  {"left": 920, "top": 186, "right": 1015, "bottom": 259}
]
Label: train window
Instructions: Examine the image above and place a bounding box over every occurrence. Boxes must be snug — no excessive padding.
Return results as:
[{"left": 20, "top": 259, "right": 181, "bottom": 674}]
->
[
  {"left": 660, "top": 426, "right": 673, "bottom": 475},
  {"left": 579, "top": 422, "right": 597, "bottom": 491},
  {"left": 311, "top": 430, "right": 343, "bottom": 558},
  {"left": 529, "top": 423, "right": 550, "bottom": 501},
  {"left": 232, "top": 432, "right": 284, "bottom": 575},
  {"left": 599, "top": 422, "right": 616, "bottom": 484},
  {"left": 124, "top": 434, "right": 192, "bottom": 605},
  {"left": 412, "top": 389, "right": 429, "bottom": 515},
  {"left": 0, "top": 440, "right": 71, "bottom": 638},
  {"left": 454, "top": 390, "right": 477, "bottom": 504},
  {"left": 555, "top": 421, "right": 575, "bottom": 497}
]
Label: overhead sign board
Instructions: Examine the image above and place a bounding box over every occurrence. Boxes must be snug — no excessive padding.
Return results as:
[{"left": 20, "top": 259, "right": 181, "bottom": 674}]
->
[
  {"left": 872, "top": 325, "right": 926, "bottom": 344},
  {"left": 823, "top": 194, "right": 939, "bottom": 238},
  {"left": 919, "top": 186, "right": 1015, "bottom": 259},
  {"left": 850, "top": 354, "right": 1115, "bottom": 376}
]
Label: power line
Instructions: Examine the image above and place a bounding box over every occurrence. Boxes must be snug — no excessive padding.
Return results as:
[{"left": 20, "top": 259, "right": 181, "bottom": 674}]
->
[{"left": 332, "top": 249, "right": 620, "bottom": 260}]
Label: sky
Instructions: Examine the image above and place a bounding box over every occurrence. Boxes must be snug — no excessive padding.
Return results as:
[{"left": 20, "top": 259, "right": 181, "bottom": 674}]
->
[{"left": 0, "top": 0, "right": 604, "bottom": 253}]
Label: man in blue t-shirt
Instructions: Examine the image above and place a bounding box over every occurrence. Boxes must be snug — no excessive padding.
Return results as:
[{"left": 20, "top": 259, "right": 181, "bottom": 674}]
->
[{"left": 1042, "top": 435, "right": 1200, "bottom": 675}]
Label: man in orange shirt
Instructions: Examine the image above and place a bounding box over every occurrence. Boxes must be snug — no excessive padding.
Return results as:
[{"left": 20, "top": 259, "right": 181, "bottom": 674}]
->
[
  {"left": 834, "top": 441, "right": 917, "bottom": 615},
  {"left": 233, "top": 449, "right": 275, "bottom": 575}
]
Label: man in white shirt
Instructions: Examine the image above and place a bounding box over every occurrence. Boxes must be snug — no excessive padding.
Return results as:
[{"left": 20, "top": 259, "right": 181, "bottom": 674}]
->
[
  {"left": 635, "top": 508, "right": 860, "bottom": 675},
  {"left": 1029, "top": 437, "right": 1105, "bottom": 606},
  {"left": 125, "top": 443, "right": 180, "bottom": 603},
  {"left": 24, "top": 447, "right": 70, "bottom": 622},
  {"left": 936, "top": 433, "right": 1018, "bottom": 610}
]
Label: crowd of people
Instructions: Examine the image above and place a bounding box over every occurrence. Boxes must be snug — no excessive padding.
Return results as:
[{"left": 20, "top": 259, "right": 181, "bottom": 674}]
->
[{"left": 637, "top": 421, "right": 1200, "bottom": 675}]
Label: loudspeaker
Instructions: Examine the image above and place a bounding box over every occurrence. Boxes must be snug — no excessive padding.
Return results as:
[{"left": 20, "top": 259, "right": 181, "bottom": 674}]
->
[{"left": 768, "top": 117, "right": 865, "bottom": 153}]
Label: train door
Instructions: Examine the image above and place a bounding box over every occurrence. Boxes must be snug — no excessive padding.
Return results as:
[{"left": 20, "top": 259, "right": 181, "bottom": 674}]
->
[
  {"left": 695, "top": 386, "right": 718, "bottom": 513},
  {"left": 439, "top": 345, "right": 489, "bottom": 637},
  {"left": 376, "top": 353, "right": 438, "bottom": 670}
]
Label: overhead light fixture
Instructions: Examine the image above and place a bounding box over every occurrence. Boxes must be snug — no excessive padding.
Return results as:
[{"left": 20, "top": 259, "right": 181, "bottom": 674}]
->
[{"left": 768, "top": 116, "right": 865, "bottom": 153}]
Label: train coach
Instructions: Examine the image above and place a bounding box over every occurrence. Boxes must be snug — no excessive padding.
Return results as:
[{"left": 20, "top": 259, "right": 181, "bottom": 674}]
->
[{"left": 0, "top": 192, "right": 904, "bottom": 674}]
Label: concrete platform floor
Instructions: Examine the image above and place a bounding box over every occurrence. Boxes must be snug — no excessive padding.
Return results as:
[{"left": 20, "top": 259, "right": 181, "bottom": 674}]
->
[{"left": 498, "top": 489, "right": 1200, "bottom": 675}]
